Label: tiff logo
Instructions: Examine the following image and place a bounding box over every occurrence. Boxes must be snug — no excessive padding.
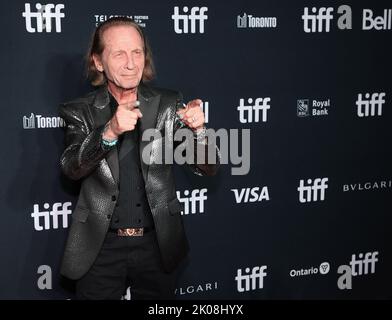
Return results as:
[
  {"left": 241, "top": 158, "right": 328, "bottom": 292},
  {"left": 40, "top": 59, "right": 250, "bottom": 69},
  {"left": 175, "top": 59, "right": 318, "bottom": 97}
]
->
[
  {"left": 356, "top": 92, "right": 386, "bottom": 117},
  {"left": 302, "top": 7, "right": 334, "bottom": 32},
  {"left": 337, "top": 251, "right": 379, "bottom": 290},
  {"left": 238, "top": 98, "right": 271, "bottom": 123},
  {"left": 201, "top": 101, "right": 209, "bottom": 123},
  {"left": 31, "top": 202, "right": 72, "bottom": 231},
  {"left": 235, "top": 266, "right": 267, "bottom": 292},
  {"left": 22, "top": 3, "right": 65, "bottom": 33},
  {"left": 172, "top": 6, "right": 208, "bottom": 34},
  {"left": 302, "top": 5, "right": 352, "bottom": 33},
  {"left": 176, "top": 189, "right": 207, "bottom": 215},
  {"left": 298, "top": 178, "right": 328, "bottom": 203}
]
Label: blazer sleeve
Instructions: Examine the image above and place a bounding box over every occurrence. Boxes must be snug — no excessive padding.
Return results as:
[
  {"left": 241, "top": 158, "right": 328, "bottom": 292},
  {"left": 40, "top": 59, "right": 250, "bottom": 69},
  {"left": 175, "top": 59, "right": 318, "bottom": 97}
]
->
[{"left": 59, "top": 102, "right": 113, "bottom": 180}]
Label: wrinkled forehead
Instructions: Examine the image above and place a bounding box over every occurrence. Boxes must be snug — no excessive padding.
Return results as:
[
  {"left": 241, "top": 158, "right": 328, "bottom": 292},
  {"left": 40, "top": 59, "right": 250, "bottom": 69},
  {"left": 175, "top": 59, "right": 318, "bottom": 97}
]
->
[{"left": 102, "top": 25, "right": 144, "bottom": 52}]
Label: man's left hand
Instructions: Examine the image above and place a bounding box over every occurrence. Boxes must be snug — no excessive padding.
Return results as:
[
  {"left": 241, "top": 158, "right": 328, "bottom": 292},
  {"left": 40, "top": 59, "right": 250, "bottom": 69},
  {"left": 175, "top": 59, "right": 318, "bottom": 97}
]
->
[{"left": 176, "top": 99, "right": 205, "bottom": 132}]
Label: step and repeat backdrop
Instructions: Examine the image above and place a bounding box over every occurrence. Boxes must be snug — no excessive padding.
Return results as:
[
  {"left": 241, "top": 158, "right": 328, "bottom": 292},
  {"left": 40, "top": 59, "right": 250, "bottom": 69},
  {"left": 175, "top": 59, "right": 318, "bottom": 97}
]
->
[{"left": 0, "top": 0, "right": 391, "bottom": 299}]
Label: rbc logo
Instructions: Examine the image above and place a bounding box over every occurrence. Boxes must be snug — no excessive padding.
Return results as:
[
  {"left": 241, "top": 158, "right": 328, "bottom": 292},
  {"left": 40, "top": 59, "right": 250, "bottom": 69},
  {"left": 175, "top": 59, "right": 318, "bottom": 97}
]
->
[
  {"left": 31, "top": 202, "right": 72, "bottom": 231},
  {"left": 22, "top": 3, "right": 65, "bottom": 33},
  {"left": 176, "top": 189, "right": 207, "bottom": 215},
  {"left": 172, "top": 6, "right": 208, "bottom": 34},
  {"left": 297, "top": 100, "right": 309, "bottom": 117}
]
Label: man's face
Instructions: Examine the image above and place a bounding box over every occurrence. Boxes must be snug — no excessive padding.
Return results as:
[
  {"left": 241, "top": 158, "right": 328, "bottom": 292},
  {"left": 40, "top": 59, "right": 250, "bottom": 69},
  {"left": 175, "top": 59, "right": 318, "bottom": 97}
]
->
[{"left": 93, "top": 25, "right": 145, "bottom": 90}]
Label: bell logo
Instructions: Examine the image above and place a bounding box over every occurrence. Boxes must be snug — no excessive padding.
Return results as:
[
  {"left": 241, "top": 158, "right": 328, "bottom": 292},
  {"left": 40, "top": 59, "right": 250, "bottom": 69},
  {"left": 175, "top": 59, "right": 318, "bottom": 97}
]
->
[{"left": 235, "top": 266, "right": 267, "bottom": 292}]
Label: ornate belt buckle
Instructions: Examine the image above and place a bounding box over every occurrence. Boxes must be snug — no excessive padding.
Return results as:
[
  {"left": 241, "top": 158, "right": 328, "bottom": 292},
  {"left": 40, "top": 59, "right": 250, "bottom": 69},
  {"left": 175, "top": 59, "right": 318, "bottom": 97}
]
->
[{"left": 118, "top": 228, "right": 144, "bottom": 237}]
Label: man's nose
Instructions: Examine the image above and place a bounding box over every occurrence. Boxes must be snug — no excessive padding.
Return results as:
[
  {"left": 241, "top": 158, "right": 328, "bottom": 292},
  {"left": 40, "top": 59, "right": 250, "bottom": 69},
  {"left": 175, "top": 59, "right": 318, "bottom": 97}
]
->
[{"left": 125, "top": 54, "right": 135, "bottom": 69}]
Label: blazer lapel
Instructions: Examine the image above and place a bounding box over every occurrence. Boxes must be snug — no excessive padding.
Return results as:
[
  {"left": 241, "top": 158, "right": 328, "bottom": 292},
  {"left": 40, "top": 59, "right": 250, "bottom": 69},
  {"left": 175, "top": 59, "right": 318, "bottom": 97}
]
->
[
  {"left": 138, "top": 83, "right": 161, "bottom": 181},
  {"left": 88, "top": 84, "right": 163, "bottom": 186},
  {"left": 90, "top": 85, "right": 120, "bottom": 185}
]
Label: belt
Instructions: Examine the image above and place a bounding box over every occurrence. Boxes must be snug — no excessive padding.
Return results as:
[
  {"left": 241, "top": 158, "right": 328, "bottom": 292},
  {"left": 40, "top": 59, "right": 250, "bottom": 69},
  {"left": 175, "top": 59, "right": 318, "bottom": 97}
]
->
[{"left": 109, "top": 226, "right": 154, "bottom": 237}]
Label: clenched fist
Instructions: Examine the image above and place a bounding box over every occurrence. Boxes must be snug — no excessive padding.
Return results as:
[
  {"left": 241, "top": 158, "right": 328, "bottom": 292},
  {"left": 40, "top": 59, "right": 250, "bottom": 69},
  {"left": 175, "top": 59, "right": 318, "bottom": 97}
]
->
[
  {"left": 176, "top": 99, "right": 205, "bottom": 132},
  {"left": 103, "top": 100, "right": 143, "bottom": 140}
]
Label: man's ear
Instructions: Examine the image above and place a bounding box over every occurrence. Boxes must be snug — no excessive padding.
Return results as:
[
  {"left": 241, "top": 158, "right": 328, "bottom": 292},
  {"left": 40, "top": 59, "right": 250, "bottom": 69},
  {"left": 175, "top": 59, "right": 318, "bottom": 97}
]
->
[{"left": 92, "top": 54, "right": 104, "bottom": 72}]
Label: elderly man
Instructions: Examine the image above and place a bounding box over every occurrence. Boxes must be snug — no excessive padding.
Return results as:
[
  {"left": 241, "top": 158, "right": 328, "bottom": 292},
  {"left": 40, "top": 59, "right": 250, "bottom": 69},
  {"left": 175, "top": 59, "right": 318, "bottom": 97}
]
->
[{"left": 59, "top": 17, "right": 219, "bottom": 300}]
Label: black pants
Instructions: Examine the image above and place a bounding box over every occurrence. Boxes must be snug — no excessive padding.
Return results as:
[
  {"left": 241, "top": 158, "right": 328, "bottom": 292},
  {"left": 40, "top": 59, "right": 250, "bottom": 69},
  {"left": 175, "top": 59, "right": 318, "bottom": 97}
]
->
[{"left": 75, "top": 229, "right": 177, "bottom": 300}]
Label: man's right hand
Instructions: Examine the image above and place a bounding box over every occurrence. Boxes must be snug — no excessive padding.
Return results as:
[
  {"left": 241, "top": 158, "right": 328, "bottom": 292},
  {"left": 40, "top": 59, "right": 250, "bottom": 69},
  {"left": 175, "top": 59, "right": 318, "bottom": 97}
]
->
[{"left": 103, "top": 100, "right": 143, "bottom": 140}]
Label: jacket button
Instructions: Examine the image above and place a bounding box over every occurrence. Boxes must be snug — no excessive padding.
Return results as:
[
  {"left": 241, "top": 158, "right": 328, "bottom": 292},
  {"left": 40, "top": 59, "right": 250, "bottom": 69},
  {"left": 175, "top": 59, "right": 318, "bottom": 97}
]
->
[
  {"left": 112, "top": 195, "right": 116, "bottom": 201},
  {"left": 107, "top": 214, "right": 112, "bottom": 219}
]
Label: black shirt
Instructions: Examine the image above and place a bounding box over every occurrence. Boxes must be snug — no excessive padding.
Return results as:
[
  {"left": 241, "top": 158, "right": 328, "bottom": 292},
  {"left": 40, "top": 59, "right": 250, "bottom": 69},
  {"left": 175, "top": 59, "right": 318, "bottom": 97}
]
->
[{"left": 108, "top": 92, "right": 154, "bottom": 229}]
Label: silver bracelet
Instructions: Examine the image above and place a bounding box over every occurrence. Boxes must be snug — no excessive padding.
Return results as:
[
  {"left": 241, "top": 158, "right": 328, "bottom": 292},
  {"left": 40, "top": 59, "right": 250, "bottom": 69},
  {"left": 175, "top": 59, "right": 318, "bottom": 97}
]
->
[{"left": 194, "top": 127, "right": 207, "bottom": 144}]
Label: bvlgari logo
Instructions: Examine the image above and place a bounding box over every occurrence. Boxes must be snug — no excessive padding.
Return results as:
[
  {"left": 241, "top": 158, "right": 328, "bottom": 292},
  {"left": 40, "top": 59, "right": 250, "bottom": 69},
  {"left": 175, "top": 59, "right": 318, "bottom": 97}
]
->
[
  {"left": 175, "top": 281, "right": 218, "bottom": 295},
  {"left": 343, "top": 180, "right": 392, "bottom": 192}
]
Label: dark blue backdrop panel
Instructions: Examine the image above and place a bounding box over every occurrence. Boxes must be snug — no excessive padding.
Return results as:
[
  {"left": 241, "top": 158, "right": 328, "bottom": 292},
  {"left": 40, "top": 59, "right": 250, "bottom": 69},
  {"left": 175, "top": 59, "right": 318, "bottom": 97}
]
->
[{"left": 0, "top": 0, "right": 391, "bottom": 299}]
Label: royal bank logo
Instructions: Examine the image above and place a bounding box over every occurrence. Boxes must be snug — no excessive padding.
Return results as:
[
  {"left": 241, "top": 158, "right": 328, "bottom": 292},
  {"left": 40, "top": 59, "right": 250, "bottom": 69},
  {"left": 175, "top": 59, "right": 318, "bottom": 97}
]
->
[
  {"left": 237, "top": 13, "right": 277, "bottom": 28},
  {"left": 337, "top": 251, "right": 379, "bottom": 290},
  {"left": 23, "top": 113, "right": 65, "bottom": 129},
  {"left": 31, "top": 202, "right": 72, "bottom": 231},
  {"left": 22, "top": 3, "right": 65, "bottom": 33},
  {"left": 356, "top": 92, "right": 386, "bottom": 117},
  {"left": 297, "top": 100, "right": 309, "bottom": 117},
  {"left": 237, "top": 97, "right": 271, "bottom": 123},
  {"left": 176, "top": 189, "right": 207, "bottom": 215},
  {"left": 94, "top": 14, "right": 149, "bottom": 27},
  {"left": 235, "top": 266, "right": 267, "bottom": 293},
  {"left": 297, "top": 99, "right": 331, "bottom": 117},
  {"left": 290, "top": 262, "right": 330, "bottom": 277},
  {"left": 172, "top": 6, "right": 208, "bottom": 34}
]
